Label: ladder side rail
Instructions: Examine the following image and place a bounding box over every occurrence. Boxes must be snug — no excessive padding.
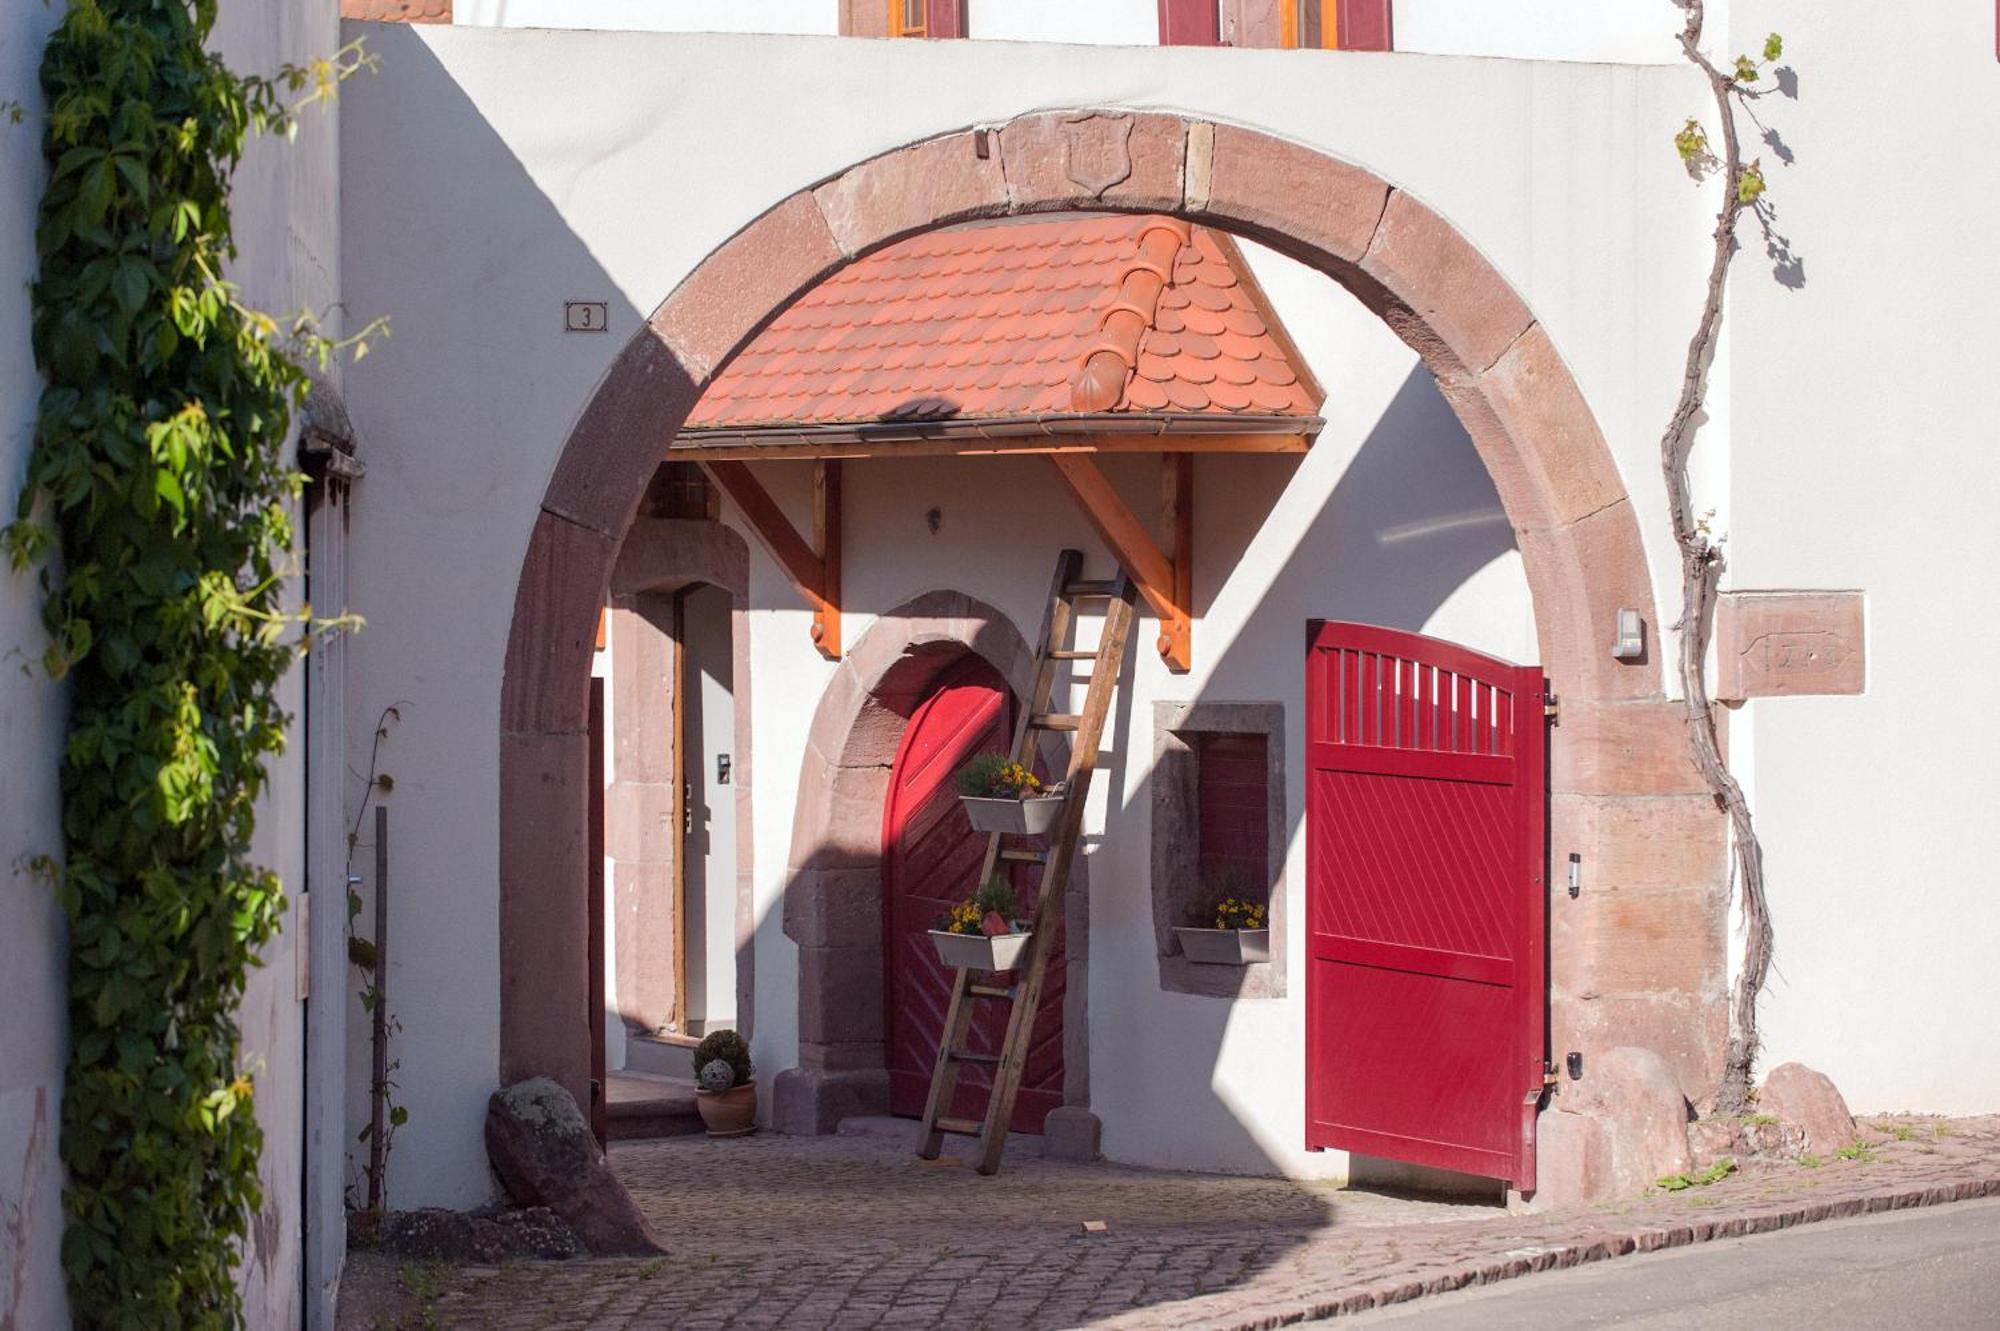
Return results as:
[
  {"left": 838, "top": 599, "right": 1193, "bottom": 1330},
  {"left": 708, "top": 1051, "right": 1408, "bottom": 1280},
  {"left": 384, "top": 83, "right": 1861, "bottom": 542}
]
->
[
  {"left": 916, "top": 968, "right": 981, "bottom": 1159},
  {"left": 974, "top": 585, "right": 1138, "bottom": 1174}
]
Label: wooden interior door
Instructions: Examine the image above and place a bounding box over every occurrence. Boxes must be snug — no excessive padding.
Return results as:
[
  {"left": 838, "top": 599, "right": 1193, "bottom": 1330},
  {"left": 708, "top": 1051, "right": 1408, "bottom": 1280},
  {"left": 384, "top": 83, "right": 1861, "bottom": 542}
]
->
[{"left": 882, "top": 656, "right": 1064, "bottom": 1133}]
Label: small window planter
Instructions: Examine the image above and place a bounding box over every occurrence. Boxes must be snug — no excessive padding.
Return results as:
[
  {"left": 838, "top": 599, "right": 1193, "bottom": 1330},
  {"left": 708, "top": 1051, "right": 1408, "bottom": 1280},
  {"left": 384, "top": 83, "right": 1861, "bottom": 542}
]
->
[
  {"left": 961, "top": 794, "right": 1064, "bottom": 836},
  {"left": 931, "top": 876, "right": 1031, "bottom": 970},
  {"left": 955, "top": 754, "right": 1062, "bottom": 835},
  {"left": 929, "top": 926, "right": 1034, "bottom": 972},
  {"left": 1174, "top": 926, "right": 1271, "bottom": 966}
]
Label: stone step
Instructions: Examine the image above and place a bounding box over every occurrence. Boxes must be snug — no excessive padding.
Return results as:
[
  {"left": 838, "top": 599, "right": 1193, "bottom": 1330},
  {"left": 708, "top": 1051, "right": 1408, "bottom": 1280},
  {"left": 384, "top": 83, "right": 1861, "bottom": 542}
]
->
[
  {"left": 605, "top": 1069, "right": 704, "bottom": 1140},
  {"left": 622, "top": 1031, "right": 703, "bottom": 1080}
]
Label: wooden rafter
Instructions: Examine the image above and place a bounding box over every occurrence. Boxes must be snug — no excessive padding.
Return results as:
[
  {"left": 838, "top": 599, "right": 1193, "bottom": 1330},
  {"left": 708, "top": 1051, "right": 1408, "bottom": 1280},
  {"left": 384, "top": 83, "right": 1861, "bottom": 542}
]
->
[
  {"left": 701, "top": 459, "right": 843, "bottom": 659},
  {"left": 1047, "top": 452, "right": 1192, "bottom": 673}
]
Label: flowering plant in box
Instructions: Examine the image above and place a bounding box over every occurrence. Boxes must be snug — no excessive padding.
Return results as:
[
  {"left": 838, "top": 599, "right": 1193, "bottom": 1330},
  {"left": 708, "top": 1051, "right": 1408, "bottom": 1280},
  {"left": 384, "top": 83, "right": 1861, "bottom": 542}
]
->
[
  {"left": 1208, "top": 897, "right": 1267, "bottom": 931},
  {"left": 954, "top": 754, "right": 1044, "bottom": 800},
  {"left": 936, "top": 876, "right": 1022, "bottom": 937}
]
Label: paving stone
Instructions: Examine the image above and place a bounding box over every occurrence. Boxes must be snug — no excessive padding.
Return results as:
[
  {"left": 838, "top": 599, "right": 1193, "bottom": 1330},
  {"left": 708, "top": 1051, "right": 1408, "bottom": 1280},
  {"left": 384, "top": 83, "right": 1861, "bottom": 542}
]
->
[{"left": 339, "top": 1114, "right": 2000, "bottom": 1330}]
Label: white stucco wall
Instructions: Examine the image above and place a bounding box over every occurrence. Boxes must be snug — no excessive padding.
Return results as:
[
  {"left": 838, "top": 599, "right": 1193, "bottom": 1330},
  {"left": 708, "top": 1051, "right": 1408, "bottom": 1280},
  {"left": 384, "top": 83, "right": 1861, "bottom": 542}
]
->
[
  {"left": 1721, "top": 0, "right": 2000, "bottom": 1115},
  {"left": 0, "top": 1, "right": 338, "bottom": 1324},
  {"left": 214, "top": 0, "right": 345, "bottom": 1324},
  {"left": 1394, "top": 0, "right": 1681, "bottom": 64},
  {"left": 338, "top": 21, "right": 1708, "bottom": 1203},
  {"left": 455, "top": 0, "right": 837, "bottom": 35},
  {"left": 0, "top": 5, "right": 70, "bottom": 1325}
]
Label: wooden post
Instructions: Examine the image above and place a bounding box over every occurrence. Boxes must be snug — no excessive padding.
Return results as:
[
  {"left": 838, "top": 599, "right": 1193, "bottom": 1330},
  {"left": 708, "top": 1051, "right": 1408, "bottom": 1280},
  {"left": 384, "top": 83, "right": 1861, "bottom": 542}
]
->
[
  {"left": 813, "top": 459, "right": 842, "bottom": 658},
  {"left": 366, "top": 804, "right": 388, "bottom": 1215}
]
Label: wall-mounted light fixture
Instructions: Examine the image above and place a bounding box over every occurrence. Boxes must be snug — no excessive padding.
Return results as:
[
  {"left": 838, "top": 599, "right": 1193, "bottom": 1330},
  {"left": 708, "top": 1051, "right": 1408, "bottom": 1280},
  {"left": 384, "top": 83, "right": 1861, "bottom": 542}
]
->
[
  {"left": 1567, "top": 853, "right": 1582, "bottom": 899},
  {"left": 1611, "top": 608, "right": 1646, "bottom": 660}
]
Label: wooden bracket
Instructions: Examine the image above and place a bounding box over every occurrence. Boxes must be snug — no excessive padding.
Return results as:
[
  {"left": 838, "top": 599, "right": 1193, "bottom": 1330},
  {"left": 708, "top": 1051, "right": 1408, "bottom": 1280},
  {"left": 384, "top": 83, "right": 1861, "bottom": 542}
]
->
[
  {"left": 702, "top": 459, "right": 842, "bottom": 659},
  {"left": 1047, "top": 452, "right": 1191, "bottom": 672}
]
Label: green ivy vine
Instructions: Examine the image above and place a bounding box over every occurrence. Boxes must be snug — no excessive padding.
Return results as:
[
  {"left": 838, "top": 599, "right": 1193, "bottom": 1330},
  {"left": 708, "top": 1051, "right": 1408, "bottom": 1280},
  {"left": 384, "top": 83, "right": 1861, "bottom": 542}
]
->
[{"left": 7, "top": 2, "right": 369, "bottom": 1324}]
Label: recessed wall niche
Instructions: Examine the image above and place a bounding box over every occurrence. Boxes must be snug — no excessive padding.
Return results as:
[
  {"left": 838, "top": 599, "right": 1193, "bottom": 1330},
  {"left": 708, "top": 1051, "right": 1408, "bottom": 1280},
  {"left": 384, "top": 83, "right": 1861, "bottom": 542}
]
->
[{"left": 1151, "top": 701, "right": 1287, "bottom": 999}]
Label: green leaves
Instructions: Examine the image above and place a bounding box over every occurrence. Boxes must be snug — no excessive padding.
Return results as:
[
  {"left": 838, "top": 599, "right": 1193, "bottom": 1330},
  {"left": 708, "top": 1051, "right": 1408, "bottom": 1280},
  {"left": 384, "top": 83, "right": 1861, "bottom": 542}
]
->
[
  {"left": 23, "top": 2, "right": 322, "bottom": 1325},
  {"left": 1674, "top": 118, "right": 1709, "bottom": 165},
  {"left": 1763, "top": 32, "right": 1783, "bottom": 63},
  {"left": 1737, "top": 160, "right": 1768, "bottom": 204}
]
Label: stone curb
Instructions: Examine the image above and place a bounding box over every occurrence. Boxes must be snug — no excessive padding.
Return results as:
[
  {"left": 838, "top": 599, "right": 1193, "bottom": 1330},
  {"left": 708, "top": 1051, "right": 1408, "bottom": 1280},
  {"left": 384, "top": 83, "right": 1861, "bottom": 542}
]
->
[{"left": 1161, "top": 1175, "right": 2000, "bottom": 1329}]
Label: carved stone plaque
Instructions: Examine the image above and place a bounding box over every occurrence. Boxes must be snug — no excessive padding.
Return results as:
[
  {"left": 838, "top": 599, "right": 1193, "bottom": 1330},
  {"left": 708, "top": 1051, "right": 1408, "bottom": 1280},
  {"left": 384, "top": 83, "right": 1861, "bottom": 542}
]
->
[
  {"left": 1061, "top": 113, "right": 1135, "bottom": 199},
  {"left": 1715, "top": 591, "right": 1866, "bottom": 700}
]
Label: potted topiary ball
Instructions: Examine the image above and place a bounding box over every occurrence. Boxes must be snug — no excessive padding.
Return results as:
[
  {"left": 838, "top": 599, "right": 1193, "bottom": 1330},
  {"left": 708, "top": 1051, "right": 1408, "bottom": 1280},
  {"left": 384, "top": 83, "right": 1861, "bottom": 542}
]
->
[{"left": 691, "top": 1029, "right": 756, "bottom": 1136}]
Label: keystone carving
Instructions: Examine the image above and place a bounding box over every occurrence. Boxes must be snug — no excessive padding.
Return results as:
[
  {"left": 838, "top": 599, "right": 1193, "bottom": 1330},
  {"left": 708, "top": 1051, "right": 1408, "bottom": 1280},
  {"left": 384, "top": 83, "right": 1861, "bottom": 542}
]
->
[{"left": 1061, "top": 113, "right": 1135, "bottom": 198}]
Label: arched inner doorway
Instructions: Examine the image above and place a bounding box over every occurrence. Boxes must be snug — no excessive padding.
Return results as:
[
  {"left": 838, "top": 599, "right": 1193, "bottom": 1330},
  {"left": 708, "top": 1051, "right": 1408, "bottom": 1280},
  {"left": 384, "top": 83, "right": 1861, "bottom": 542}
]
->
[
  {"left": 881, "top": 654, "right": 1064, "bottom": 1133},
  {"left": 499, "top": 113, "right": 1720, "bottom": 1186}
]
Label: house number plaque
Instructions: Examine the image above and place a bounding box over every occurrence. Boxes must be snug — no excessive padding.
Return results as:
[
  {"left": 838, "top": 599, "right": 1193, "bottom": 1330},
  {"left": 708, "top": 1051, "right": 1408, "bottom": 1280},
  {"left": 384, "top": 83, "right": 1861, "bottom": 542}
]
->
[{"left": 564, "top": 300, "right": 609, "bottom": 333}]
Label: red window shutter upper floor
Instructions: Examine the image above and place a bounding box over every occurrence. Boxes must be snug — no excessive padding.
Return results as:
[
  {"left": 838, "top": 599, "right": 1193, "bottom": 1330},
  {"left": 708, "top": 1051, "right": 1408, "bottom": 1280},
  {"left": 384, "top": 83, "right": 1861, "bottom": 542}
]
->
[
  {"left": 1159, "top": 0, "right": 1221, "bottom": 46},
  {"left": 927, "top": 0, "right": 964, "bottom": 38},
  {"left": 1336, "top": 0, "right": 1392, "bottom": 51}
]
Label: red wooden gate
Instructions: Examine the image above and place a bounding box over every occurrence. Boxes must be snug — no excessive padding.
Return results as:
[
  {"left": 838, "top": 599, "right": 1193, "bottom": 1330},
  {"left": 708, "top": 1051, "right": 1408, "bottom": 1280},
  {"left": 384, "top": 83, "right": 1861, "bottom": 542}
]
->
[
  {"left": 1304, "top": 621, "right": 1547, "bottom": 1188},
  {"left": 882, "top": 656, "right": 1063, "bottom": 1133}
]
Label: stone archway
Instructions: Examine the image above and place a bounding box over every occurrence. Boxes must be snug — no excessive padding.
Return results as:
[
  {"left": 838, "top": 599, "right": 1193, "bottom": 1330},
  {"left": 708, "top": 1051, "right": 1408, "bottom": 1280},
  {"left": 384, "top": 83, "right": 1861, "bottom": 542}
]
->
[
  {"left": 498, "top": 112, "right": 1727, "bottom": 1188},
  {"left": 771, "top": 590, "right": 1096, "bottom": 1153}
]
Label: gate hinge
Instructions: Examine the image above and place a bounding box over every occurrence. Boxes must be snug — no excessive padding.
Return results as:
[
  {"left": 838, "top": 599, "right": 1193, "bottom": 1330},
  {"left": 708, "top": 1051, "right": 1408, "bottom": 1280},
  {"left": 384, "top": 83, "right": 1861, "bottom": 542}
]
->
[{"left": 1542, "top": 691, "right": 1559, "bottom": 722}]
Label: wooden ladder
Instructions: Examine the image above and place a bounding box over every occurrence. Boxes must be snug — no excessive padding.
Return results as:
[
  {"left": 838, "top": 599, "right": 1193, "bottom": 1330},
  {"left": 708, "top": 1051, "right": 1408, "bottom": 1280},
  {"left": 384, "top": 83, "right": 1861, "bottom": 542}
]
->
[{"left": 916, "top": 549, "right": 1138, "bottom": 1176}]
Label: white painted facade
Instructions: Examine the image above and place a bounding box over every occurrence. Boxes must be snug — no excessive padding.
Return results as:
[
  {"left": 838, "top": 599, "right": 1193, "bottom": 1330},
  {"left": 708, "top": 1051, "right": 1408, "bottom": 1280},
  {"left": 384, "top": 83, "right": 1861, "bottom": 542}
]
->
[
  {"left": 5, "top": 0, "right": 1999, "bottom": 1315},
  {"left": 0, "top": 3, "right": 70, "bottom": 1324},
  {"left": 337, "top": 21, "right": 1714, "bottom": 1204}
]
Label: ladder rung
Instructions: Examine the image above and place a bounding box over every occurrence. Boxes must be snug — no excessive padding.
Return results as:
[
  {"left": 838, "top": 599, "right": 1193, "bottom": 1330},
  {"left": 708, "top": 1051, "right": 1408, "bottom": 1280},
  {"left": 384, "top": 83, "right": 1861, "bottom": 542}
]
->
[
  {"left": 934, "top": 1116, "right": 984, "bottom": 1136},
  {"left": 1048, "top": 649, "right": 1095, "bottom": 661},
  {"left": 948, "top": 1051, "right": 1001, "bottom": 1066},
  {"left": 997, "top": 847, "right": 1046, "bottom": 864},
  {"left": 968, "top": 983, "right": 1015, "bottom": 1000},
  {"left": 1029, "top": 713, "right": 1081, "bottom": 731},
  {"left": 1065, "top": 580, "right": 1121, "bottom": 598}
]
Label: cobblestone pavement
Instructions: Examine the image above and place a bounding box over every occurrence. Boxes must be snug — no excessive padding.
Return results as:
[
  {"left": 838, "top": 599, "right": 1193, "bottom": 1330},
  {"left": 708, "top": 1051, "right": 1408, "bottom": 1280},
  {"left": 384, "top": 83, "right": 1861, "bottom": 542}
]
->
[{"left": 338, "top": 1113, "right": 2000, "bottom": 1330}]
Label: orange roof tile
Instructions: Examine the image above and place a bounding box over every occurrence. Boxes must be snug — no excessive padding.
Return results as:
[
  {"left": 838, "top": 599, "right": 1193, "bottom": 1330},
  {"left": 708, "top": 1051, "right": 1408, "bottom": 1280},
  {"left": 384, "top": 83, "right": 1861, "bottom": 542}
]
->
[{"left": 682, "top": 214, "right": 1324, "bottom": 436}]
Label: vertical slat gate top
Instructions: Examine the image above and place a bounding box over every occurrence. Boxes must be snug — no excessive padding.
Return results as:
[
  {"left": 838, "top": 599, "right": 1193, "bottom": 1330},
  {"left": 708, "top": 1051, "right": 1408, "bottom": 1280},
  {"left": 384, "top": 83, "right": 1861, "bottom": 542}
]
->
[{"left": 1304, "top": 620, "right": 1549, "bottom": 1190}]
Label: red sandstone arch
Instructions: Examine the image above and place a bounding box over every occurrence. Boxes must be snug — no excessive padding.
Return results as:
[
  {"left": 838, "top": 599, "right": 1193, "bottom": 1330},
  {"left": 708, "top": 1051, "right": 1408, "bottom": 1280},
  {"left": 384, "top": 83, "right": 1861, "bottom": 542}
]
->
[{"left": 500, "top": 113, "right": 1726, "bottom": 1166}]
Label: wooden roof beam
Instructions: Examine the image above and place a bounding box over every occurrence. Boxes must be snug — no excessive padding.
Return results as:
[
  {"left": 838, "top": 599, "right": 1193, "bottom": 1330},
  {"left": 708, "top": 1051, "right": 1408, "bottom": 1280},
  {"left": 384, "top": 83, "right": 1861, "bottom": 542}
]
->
[
  {"left": 702, "top": 459, "right": 842, "bottom": 659},
  {"left": 1047, "top": 452, "right": 1192, "bottom": 673}
]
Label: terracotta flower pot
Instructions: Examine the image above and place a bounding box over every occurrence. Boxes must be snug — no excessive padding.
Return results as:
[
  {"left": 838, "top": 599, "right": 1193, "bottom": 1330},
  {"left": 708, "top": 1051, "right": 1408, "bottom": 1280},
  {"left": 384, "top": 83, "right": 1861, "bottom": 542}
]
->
[{"left": 695, "top": 1080, "right": 757, "bottom": 1137}]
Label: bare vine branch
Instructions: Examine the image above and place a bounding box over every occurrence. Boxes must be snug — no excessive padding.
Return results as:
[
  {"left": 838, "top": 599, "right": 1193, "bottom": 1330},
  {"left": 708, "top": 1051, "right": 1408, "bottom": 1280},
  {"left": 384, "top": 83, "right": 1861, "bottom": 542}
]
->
[{"left": 1664, "top": 1, "right": 1778, "bottom": 1114}]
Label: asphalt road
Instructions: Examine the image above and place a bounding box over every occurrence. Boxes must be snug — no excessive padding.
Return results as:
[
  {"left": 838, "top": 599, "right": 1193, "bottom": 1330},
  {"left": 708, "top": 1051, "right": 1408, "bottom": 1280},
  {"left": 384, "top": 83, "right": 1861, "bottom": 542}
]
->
[{"left": 1349, "top": 1197, "right": 2000, "bottom": 1330}]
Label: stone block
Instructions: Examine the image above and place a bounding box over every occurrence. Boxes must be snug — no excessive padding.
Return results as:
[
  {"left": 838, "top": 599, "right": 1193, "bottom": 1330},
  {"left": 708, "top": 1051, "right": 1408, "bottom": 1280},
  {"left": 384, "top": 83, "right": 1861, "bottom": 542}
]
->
[
  {"left": 486, "top": 1078, "right": 663, "bottom": 1255},
  {"left": 772, "top": 1067, "right": 890, "bottom": 1136},
  {"left": 1553, "top": 994, "right": 1727, "bottom": 1107},
  {"left": 1550, "top": 700, "right": 1710, "bottom": 797},
  {"left": 1041, "top": 1107, "right": 1103, "bottom": 1163},
  {"left": 782, "top": 866, "right": 885, "bottom": 949},
  {"left": 1481, "top": 325, "right": 1631, "bottom": 529},
  {"left": 501, "top": 511, "right": 615, "bottom": 735},
  {"left": 1000, "top": 111, "right": 1189, "bottom": 214},
  {"left": 1517, "top": 499, "right": 1660, "bottom": 702},
  {"left": 1513, "top": 1107, "right": 1608, "bottom": 1211},
  {"left": 1558, "top": 1046, "right": 1692, "bottom": 1199},
  {"left": 1196, "top": 124, "right": 1389, "bottom": 266},
  {"left": 541, "top": 329, "right": 701, "bottom": 540},
  {"left": 651, "top": 191, "right": 844, "bottom": 380},
  {"left": 797, "top": 944, "right": 884, "bottom": 1045},
  {"left": 1551, "top": 877, "right": 1726, "bottom": 999},
  {"left": 1362, "top": 190, "right": 1534, "bottom": 374},
  {"left": 1550, "top": 794, "right": 1730, "bottom": 899},
  {"left": 499, "top": 729, "right": 592, "bottom": 1093},
  {"left": 1760, "top": 1062, "right": 1858, "bottom": 1155},
  {"left": 814, "top": 131, "right": 1009, "bottom": 257},
  {"left": 1715, "top": 591, "right": 1866, "bottom": 700}
]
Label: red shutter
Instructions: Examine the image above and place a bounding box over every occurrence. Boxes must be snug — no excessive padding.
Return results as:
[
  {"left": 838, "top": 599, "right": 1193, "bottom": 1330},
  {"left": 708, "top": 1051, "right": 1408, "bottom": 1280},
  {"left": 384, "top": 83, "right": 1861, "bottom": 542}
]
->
[
  {"left": 1336, "top": 0, "right": 1391, "bottom": 50},
  {"left": 927, "top": 0, "right": 964, "bottom": 38},
  {"left": 1158, "top": 0, "right": 1220, "bottom": 46}
]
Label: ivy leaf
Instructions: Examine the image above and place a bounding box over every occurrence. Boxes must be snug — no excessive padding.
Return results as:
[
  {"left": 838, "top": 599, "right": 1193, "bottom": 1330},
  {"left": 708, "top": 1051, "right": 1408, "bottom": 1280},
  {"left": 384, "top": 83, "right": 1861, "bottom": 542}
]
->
[{"left": 1763, "top": 33, "right": 1783, "bottom": 63}]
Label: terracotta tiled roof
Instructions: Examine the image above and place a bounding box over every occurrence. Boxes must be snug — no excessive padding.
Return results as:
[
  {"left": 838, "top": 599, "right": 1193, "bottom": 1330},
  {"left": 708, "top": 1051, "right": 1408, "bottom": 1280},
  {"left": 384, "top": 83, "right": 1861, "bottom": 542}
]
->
[
  {"left": 340, "top": 0, "right": 450, "bottom": 22},
  {"left": 683, "top": 214, "right": 1324, "bottom": 435}
]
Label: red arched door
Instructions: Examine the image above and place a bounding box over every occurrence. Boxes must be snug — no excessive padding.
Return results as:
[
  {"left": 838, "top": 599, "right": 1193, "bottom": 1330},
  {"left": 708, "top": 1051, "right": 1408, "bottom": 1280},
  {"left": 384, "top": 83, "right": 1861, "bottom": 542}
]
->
[{"left": 882, "top": 655, "right": 1064, "bottom": 1133}]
